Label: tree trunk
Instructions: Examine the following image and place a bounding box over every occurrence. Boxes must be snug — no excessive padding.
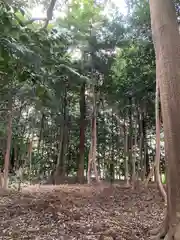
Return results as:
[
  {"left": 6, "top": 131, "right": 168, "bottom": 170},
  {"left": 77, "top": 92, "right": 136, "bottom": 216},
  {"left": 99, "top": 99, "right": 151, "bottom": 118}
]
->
[
  {"left": 142, "top": 106, "right": 150, "bottom": 178},
  {"left": 3, "top": 100, "right": 12, "bottom": 189},
  {"left": 0, "top": 171, "right": 4, "bottom": 188},
  {"left": 124, "top": 114, "right": 130, "bottom": 186},
  {"left": 55, "top": 85, "right": 68, "bottom": 180},
  {"left": 110, "top": 109, "right": 114, "bottom": 183},
  {"left": 139, "top": 108, "right": 144, "bottom": 180},
  {"left": 132, "top": 106, "right": 138, "bottom": 188},
  {"left": 102, "top": 101, "right": 106, "bottom": 179},
  {"left": 125, "top": 132, "right": 130, "bottom": 186},
  {"left": 128, "top": 98, "right": 133, "bottom": 181},
  {"left": 62, "top": 121, "right": 68, "bottom": 176},
  {"left": 155, "top": 81, "right": 167, "bottom": 203},
  {"left": 56, "top": 127, "right": 64, "bottom": 172},
  {"left": 77, "top": 82, "right": 86, "bottom": 183},
  {"left": 37, "top": 113, "right": 44, "bottom": 154},
  {"left": 149, "top": 0, "right": 180, "bottom": 238},
  {"left": 28, "top": 136, "right": 33, "bottom": 184},
  {"left": 87, "top": 144, "right": 92, "bottom": 184},
  {"left": 92, "top": 107, "right": 99, "bottom": 183},
  {"left": 87, "top": 86, "right": 99, "bottom": 184}
]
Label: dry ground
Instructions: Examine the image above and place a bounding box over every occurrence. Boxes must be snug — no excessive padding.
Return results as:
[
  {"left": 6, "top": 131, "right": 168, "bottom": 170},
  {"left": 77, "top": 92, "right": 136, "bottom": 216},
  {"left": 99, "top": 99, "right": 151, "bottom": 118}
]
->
[{"left": 0, "top": 184, "right": 165, "bottom": 240}]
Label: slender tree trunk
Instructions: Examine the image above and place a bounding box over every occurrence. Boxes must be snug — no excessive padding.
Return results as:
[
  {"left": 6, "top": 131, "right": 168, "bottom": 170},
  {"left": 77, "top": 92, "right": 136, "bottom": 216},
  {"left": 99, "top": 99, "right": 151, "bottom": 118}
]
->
[
  {"left": 143, "top": 106, "right": 150, "bottom": 178},
  {"left": 92, "top": 104, "right": 99, "bottom": 182},
  {"left": 55, "top": 85, "right": 68, "bottom": 179},
  {"left": 62, "top": 121, "right": 68, "bottom": 176},
  {"left": 139, "top": 108, "right": 144, "bottom": 180},
  {"left": 124, "top": 114, "right": 130, "bottom": 186},
  {"left": 87, "top": 87, "right": 99, "bottom": 184},
  {"left": 128, "top": 98, "right": 133, "bottom": 181},
  {"left": 155, "top": 81, "right": 167, "bottom": 203},
  {"left": 37, "top": 113, "right": 44, "bottom": 154},
  {"left": 87, "top": 144, "right": 92, "bottom": 184},
  {"left": 110, "top": 109, "right": 114, "bottom": 183},
  {"left": 125, "top": 133, "right": 130, "bottom": 186},
  {"left": 149, "top": 0, "right": 180, "bottom": 238},
  {"left": 77, "top": 82, "right": 86, "bottom": 183},
  {"left": 0, "top": 171, "right": 4, "bottom": 188},
  {"left": 56, "top": 127, "right": 64, "bottom": 171},
  {"left": 132, "top": 106, "right": 138, "bottom": 188},
  {"left": 3, "top": 100, "right": 12, "bottom": 189},
  {"left": 102, "top": 102, "right": 106, "bottom": 180},
  {"left": 28, "top": 136, "right": 33, "bottom": 184}
]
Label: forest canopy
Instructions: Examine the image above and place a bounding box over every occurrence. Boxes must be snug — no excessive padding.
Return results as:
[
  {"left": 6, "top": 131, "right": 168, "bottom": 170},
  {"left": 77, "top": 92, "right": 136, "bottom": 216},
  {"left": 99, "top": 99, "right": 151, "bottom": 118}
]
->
[{"left": 0, "top": 0, "right": 162, "bottom": 187}]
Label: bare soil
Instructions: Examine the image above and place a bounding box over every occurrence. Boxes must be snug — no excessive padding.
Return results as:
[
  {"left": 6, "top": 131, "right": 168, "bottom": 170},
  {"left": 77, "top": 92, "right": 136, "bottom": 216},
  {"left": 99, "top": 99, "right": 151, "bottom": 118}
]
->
[{"left": 0, "top": 184, "right": 165, "bottom": 240}]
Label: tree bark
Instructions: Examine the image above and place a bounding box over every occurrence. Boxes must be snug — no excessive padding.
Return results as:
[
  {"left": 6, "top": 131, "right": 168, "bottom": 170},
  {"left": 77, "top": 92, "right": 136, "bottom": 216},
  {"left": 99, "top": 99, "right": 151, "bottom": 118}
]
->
[
  {"left": 55, "top": 85, "right": 68, "bottom": 180},
  {"left": 142, "top": 105, "right": 149, "bottom": 179},
  {"left": 128, "top": 98, "right": 133, "bottom": 181},
  {"left": 3, "top": 100, "right": 12, "bottom": 189},
  {"left": 132, "top": 105, "right": 138, "bottom": 188},
  {"left": 87, "top": 86, "right": 99, "bottom": 184},
  {"left": 37, "top": 112, "right": 44, "bottom": 155},
  {"left": 149, "top": 0, "right": 180, "bottom": 238},
  {"left": 110, "top": 109, "right": 114, "bottom": 183},
  {"left": 155, "top": 81, "right": 167, "bottom": 204},
  {"left": 139, "top": 108, "right": 144, "bottom": 180},
  {"left": 28, "top": 135, "right": 33, "bottom": 184},
  {"left": 124, "top": 114, "right": 130, "bottom": 186},
  {"left": 77, "top": 82, "right": 86, "bottom": 183}
]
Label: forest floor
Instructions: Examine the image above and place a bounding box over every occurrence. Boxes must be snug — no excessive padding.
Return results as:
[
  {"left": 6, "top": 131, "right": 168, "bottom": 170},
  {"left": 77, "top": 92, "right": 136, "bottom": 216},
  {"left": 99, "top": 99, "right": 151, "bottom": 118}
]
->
[{"left": 0, "top": 183, "right": 165, "bottom": 240}]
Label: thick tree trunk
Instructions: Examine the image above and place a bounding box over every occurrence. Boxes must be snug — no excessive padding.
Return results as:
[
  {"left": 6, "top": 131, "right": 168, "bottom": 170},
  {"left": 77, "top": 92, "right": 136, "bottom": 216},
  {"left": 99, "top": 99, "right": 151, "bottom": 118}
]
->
[
  {"left": 3, "top": 101, "right": 12, "bottom": 189},
  {"left": 149, "top": 0, "right": 180, "bottom": 239},
  {"left": 77, "top": 82, "right": 86, "bottom": 183}
]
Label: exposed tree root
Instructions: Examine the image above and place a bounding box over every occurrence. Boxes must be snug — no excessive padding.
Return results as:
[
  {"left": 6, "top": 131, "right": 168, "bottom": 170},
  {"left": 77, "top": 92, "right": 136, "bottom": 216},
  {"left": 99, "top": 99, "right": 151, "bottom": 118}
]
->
[
  {"left": 150, "top": 221, "right": 180, "bottom": 240},
  {"left": 150, "top": 226, "right": 167, "bottom": 240},
  {"left": 150, "top": 211, "right": 168, "bottom": 240}
]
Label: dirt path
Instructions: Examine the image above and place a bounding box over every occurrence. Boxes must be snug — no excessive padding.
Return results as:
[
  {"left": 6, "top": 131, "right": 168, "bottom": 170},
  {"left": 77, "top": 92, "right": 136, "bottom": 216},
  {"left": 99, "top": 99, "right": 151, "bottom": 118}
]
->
[{"left": 0, "top": 184, "right": 164, "bottom": 240}]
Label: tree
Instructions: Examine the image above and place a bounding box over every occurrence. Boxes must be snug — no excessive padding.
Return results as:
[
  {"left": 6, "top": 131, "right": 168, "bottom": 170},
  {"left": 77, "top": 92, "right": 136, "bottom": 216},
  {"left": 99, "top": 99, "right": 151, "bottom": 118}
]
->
[
  {"left": 0, "top": 0, "right": 168, "bottom": 190},
  {"left": 77, "top": 82, "right": 86, "bottom": 183},
  {"left": 154, "top": 81, "right": 167, "bottom": 203},
  {"left": 149, "top": 0, "right": 180, "bottom": 239}
]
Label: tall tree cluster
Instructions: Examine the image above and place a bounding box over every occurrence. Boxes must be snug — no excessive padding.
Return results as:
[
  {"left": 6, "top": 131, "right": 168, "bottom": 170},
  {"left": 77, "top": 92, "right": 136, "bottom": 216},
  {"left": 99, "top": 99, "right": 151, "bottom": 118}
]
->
[
  {"left": 0, "top": 0, "right": 176, "bottom": 204},
  {"left": 0, "top": 0, "right": 160, "bottom": 186}
]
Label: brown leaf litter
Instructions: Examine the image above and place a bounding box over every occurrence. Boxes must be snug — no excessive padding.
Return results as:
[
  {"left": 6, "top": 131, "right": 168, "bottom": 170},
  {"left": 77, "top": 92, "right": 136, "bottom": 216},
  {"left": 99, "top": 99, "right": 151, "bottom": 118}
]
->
[{"left": 0, "top": 183, "right": 165, "bottom": 240}]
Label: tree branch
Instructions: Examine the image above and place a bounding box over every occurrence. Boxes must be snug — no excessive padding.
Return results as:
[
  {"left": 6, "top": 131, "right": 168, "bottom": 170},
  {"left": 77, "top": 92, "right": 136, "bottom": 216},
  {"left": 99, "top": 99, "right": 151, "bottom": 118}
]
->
[
  {"left": 43, "top": 0, "right": 57, "bottom": 29},
  {"left": 24, "top": 18, "right": 47, "bottom": 25},
  {"left": 14, "top": 14, "right": 47, "bottom": 26},
  {"left": 59, "top": 64, "right": 91, "bottom": 84}
]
